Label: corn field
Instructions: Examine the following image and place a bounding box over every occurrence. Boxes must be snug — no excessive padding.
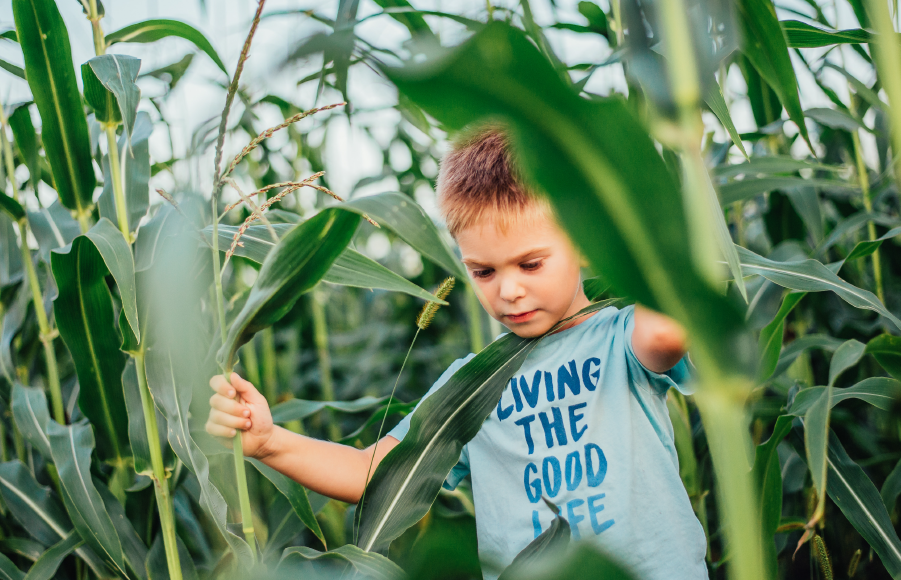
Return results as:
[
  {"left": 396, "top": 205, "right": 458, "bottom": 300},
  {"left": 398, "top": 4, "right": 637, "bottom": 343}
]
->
[{"left": 0, "top": 0, "right": 900, "bottom": 578}]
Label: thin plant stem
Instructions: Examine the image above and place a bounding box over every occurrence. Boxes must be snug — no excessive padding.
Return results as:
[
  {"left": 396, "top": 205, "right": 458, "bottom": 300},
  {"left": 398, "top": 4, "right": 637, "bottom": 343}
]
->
[
  {"left": 136, "top": 351, "right": 182, "bottom": 580},
  {"left": 209, "top": 2, "right": 267, "bottom": 561},
  {"left": 866, "top": 0, "right": 901, "bottom": 194},
  {"left": 104, "top": 124, "right": 130, "bottom": 239},
  {"left": 0, "top": 105, "right": 65, "bottom": 425},
  {"left": 311, "top": 289, "right": 341, "bottom": 442},
  {"left": 87, "top": 0, "right": 105, "bottom": 55},
  {"left": 354, "top": 327, "right": 421, "bottom": 544},
  {"left": 465, "top": 285, "right": 484, "bottom": 353},
  {"left": 260, "top": 327, "right": 278, "bottom": 404}
]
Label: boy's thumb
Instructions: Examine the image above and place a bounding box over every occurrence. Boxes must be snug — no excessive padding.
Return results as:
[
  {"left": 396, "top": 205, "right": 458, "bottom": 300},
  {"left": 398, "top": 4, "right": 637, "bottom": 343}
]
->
[{"left": 229, "top": 372, "right": 262, "bottom": 402}]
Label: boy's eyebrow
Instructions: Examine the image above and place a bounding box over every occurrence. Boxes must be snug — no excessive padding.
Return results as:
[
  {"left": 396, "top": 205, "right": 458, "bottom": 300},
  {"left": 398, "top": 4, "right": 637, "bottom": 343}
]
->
[{"left": 462, "top": 247, "right": 551, "bottom": 268}]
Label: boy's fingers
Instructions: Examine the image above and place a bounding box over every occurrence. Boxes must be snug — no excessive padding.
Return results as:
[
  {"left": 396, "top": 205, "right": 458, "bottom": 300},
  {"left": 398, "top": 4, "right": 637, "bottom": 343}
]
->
[
  {"left": 205, "top": 421, "right": 237, "bottom": 440},
  {"left": 210, "top": 409, "right": 252, "bottom": 430},
  {"left": 229, "top": 372, "right": 265, "bottom": 404},
  {"left": 209, "top": 375, "right": 236, "bottom": 398},
  {"left": 209, "top": 394, "right": 249, "bottom": 417}
]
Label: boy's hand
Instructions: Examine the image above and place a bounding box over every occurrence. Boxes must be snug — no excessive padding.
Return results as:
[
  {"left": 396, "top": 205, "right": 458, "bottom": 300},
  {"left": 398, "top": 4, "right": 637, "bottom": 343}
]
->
[{"left": 206, "top": 373, "right": 275, "bottom": 459}]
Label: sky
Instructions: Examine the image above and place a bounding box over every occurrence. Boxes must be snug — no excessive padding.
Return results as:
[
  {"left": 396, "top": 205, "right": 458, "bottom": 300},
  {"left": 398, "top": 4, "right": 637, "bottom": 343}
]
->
[{"left": 0, "top": 0, "right": 879, "bottom": 221}]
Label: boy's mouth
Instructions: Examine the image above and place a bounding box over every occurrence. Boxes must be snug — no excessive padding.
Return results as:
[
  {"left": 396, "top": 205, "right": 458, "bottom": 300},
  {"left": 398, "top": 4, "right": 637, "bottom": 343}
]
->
[{"left": 505, "top": 310, "right": 538, "bottom": 323}]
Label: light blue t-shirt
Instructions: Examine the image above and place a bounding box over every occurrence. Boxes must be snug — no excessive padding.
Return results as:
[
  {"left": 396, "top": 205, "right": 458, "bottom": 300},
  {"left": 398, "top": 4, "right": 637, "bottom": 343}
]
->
[{"left": 388, "top": 305, "right": 707, "bottom": 580}]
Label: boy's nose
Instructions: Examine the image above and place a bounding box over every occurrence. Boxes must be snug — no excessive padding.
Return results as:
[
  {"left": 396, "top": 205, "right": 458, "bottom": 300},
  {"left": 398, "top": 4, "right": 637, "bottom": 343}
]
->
[{"left": 498, "top": 275, "right": 525, "bottom": 303}]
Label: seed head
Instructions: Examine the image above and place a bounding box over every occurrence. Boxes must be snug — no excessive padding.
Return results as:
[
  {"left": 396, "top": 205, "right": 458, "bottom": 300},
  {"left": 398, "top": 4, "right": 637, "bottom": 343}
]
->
[
  {"left": 416, "top": 277, "right": 455, "bottom": 330},
  {"left": 814, "top": 535, "right": 833, "bottom": 580},
  {"left": 848, "top": 548, "right": 861, "bottom": 578}
]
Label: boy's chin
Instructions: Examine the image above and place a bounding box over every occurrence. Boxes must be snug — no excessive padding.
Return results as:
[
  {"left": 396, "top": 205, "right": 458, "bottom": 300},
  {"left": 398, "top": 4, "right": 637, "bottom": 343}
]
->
[{"left": 502, "top": 319, "right": 555, "bottom": 339}]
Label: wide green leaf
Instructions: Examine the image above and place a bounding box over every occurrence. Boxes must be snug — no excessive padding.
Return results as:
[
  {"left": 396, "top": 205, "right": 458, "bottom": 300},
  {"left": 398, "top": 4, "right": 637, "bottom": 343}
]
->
[
  {"left": 773, "top": 334, "right": 844, "bottom": 378},
  {"left": 712, "top": 156, "right": 842, "bottom": 178},
  {"left": 343, "top": 192, "right": 467, "bottom": 280},
  {"left": 781, "top": 20, "right": 872, "bottom": 47},
  {"left": 105, "top": 20, "right": 227, "bottom": 75},
  {"left": 278, "top": 544, "right": 403, "bottom": 579},
  {"left": 51, "top": 221, "right": 133, "bottom": 463},
  {"left": 356, "top": 331, "right": 538, "bottom": 551},
  {"left": 751, "top": 415, "right": 792, "bottom": 569},
  {"left": 789, "top": 429, "right": 901, "bottom": 575},
  {"left": 0, "top": 276, "right": 31, "bottom": 383},
  {"left": 10, "top": 383, "right": 51, "bottom": 459},
  {"left": 0, "top": 461, "right": 107, "bottom": 576},
  {"left": 882, "top": 459, "right": 901, "bottom": 516},
  {"left": 736, "top": 246, "right": 901, "bottom": 332},
  {"left": 26, "top": 201, "right": 80, "bottom": 263},
  {"left": 0, "top": 57, "right": 25, "bottom": 80},
  {"left": 0, "top": 195, "right": 25, "bottom": 222},
  {"left": 81, "top": 54, "right": 141, "bottom": 140},
  {"left": 735, "top": 0, "right": 813, "bottom": 152},
  {"left": 46, "top": 421, "right": 128, "bottom": 578},
  {"left": 95, "top": 478, "right": 148, "bottom": 580},
  {"left": 0, "top": 539, "right": 43, "bottom": 563},
  {"left": 218, "top": 208, "right": 360, "bottom": 370},
  {"left": 845, "top": 226, "right": 901, "bottom": 263},
  {"left": 384, "top": 21, "right": 746, "bottom": 372},
  {"left": 804, "top": 382, "right": 832, "bottom": 520},
  {"left": 12, "top": 0, "right": 95, "bottom": 214},
  {"left": 271, "top": 395, "right": 390, "bottom": 423},
  {"left": 499, "top": 543, "right": 637, "bottom": 580},
  {"left": 828, "top": 339, "right": 865, "bottom": 386},
  {"left": 8, "top": 104, "right": 39, "bottom": 187},
  {"left": 814, "top": 211, "right": 900, "bottom": 258},
  {"left": 122, "top": 358, "right": 171, "bottom": 477},
  {"left": 757, "top": 291, "right": 805, "bottom": 383},
  {"left": 249, "top": 459, "right": 325, "bottom": 547},
  {"left": 866, "top": 334, "right": 901, "bottom": 380},
  {"left": 23, "top": 532, "right": 83, "bottom": 580},
  {"left": 704, "top": 81, "right": 749, "bottom": 159},
  {"left": 98, "top": 112, "right": 152, "bottom": 234},
  {"left": 0, "top": 553, "right": 23, "bottom": 580},
  {"left": 789, "top": 377, "right": 901, "bottom": 415},
  {"left": 719, "top": 177, "right": 857, "bottom": 205},
  {"left": 498, "top": 506, "right": 570, "bottom": 580},
  {"left": 0, "top": 214, "right": 23, "bottom": 290},
  {"left": 372, "top": 0, "right": 436, "bottom": 38},
  {"left": 201, "top": 223, "right": 443, "bottom": 303},
  {"left": 145, "top": 534, "right": 197, "bottom": 580}
]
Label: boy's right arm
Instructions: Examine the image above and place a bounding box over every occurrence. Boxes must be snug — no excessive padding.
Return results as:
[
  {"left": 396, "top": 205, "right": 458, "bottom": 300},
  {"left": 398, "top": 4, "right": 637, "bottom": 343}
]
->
[{"left": 206, "top": 373, "right": 399, "bottom": 504}]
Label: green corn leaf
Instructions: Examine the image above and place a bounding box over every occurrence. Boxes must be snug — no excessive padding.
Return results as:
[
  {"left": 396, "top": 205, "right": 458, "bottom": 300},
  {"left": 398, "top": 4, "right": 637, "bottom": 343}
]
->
[
  {"left": 249, "top": 459, "right": 325, "bottom": 548},
  {"left": 736, "top": 246, "right": 901, "bottom": 332},
  {"left": 751, "top": 415, "right": 793, "bottom": 567},
  {"left": 12, "top": 0, "right": 95, "bottom": 214},
  {"left": 10, "top": 383, "right": 51, "bottom": 459},
  {"left": 0, "top": 195, "right": 25, "bottom": 222},
  {"left": 789, "top": 428, "right": 901, "bottom": 575},
  {"left": 200, "top": 223, "right": 444, "bottom": 304},
  {"left": 0, "top": 553, "right": 23, "bottom": 580},
  {"left": 139, "top": 222, "right": 253, "bottom": 566},
  {"left": 81, "top": 55, "right": 141, "bottom": 141},
  {"left": 356, "top": 331, "right": 538, "bottom": 552},
  {"left": 0, "top": 57, "right": 25, "bottom": 80},
  {"left": 821, "top": 62, "right": 887, "bottom": 113},
  {"left": 498, "top": 505, "right": 570, "bottom": 580},
  {"left": 277, "top": 544, "right": 403, "bottom": 579},
  {"left": 262, "top": 497, "right": 306, "bottom": 563},
  {"left": 146, "top": 534, "right": 197, "bottom": 580},
  {"left": 271, "top": 395, "right": 391, "bottom": 423},
  {"left": 98, "top": 112, "right": 152, "bottom": 233},
  {"left": 805, "top": 384, "right": 833, "bottom": 521},
  {"left": 735, "top": 0, "right": 813, "bottom": 154},
  {"left": 8, "top": 104, "right": 39, "bottom": 188},
  {"left": 134, "top": 205, "right": 180, "bottom": 272},
  {"left": 0, "top": 214, "right": 23, "bottom": 289},
  {"left": 828, "top": 339, "right": 866, "bottom": 387},
  {"left": 372, "top": 0, "right": 436, "bottom": 38},
  {"left": 881, "top": 459, "right": 901, "bottom": 517},
  {"left": 814, "top": 211, "right": 900, "bottom": 258},
  {"left": 218, "top": 207, "right": 360, "bottom": 370},
  {"left": 23, "top": 532, "right": 83, "bottom": 580},
  {"left": 343, "top": 192, "right": 467, "bottom": 280},
  {"left": 845, "top": 226, "right": 901, "bottom": 263},
  {"left": 773, "top": 334, "right": 844, "bottom": 378},
  {"left": 719, "top": 177, "right": 857, "bottom": 205},
  {"left": 0, "top": 539, "right": 43, "bottom": 562},
  {"left": 383, "top": 21, "right": 747, "bottom": 373},
  {"left": 105, "top": 20, "right": 227, "bottom": 75},
  {"left": 498, "top": 543, "right": 637, "bottom": 580},
  {"left": 704, "top": 80, "right": 749, "bottom": 159},
  {"left": 339, "top": 400, "right": 418, "bottom": 445},
  {"left": 94, "top": 478, "right": 148, "bottom": 580},
  {"left": 713, "top": 156, "right": 843, "bottom": 179},
  {"left": 51, "top": 221, "right": 135, "bottom": 464},
  {"left": 122, "top": 358, "right": 171, "bottom": 477},
  {"left": 26, "top": 201, "right": 79, "bottom": 264},
  {"left": 781, "top": 20, "right": 872, "bottom": 47},
  {"left": 805, "top": 107, "right": 871, "bottom": 133},
  {"left": 866, "top": 334, "right": 901, "bottom": 380},
  {"left": 788, "top": 377, "right": 901, "bottom": 415},
  {"left": 757, "top": 291, "right": 805, "bottom": 383},
  {"left": 46, "top": 421, "right": 128, "bottom": 579},
  {"left": 0, "top": 276, "right": 31, "bottom": 382}
]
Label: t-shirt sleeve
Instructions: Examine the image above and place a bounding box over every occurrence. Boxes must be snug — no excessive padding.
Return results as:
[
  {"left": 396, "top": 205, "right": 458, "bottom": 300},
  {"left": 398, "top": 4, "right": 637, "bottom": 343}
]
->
[
  {"left": 622, "top": 305, "right": 695, "bottom": 396},
  {"left": 386, "top": 353, "right": 476, "bottom": 490}
]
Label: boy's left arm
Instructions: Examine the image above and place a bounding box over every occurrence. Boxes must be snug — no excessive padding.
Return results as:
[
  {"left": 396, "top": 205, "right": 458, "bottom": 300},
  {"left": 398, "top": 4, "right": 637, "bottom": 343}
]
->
[{"left": 631, "top": 304, "right": 688, "bottom": 373}]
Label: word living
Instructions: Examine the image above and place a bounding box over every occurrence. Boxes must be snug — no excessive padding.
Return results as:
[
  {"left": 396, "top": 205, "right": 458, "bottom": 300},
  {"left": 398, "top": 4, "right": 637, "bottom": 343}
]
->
[{"left": 497, "top": 358, "right": 615, "bottom": 540}]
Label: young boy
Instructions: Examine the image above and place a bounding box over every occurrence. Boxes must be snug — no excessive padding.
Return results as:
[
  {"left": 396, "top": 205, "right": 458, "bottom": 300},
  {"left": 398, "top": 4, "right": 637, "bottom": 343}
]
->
[{"left": 206, "top": 127, "right": 708, "bottom": 579}]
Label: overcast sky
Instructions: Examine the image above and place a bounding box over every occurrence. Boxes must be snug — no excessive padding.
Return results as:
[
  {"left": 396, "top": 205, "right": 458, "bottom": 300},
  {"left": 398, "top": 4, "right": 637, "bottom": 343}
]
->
[{"left": 0, "top": 0, "right": 876, "bottom": 218}]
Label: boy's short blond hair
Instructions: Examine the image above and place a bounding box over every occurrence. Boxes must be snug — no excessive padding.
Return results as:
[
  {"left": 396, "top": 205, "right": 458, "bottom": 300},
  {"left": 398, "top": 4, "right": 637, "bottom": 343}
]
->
[{"left": 437, "top": 124, "right": 552, "bottom": 236}]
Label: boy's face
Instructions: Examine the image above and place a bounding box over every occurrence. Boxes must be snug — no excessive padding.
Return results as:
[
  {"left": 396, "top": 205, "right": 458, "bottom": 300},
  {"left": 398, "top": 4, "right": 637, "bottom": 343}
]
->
[{"left": 456, "top": 211, "right": 590, "bottom": 338}]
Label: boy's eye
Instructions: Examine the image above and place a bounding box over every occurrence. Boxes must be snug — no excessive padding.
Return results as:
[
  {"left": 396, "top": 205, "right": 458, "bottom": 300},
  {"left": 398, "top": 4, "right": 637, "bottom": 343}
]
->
[
  {"left": 521, "top": 260, "right": 543, "bottom": 271},
  {"left": 471, "top": 268, "right": 494, "bottom": 279}
]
